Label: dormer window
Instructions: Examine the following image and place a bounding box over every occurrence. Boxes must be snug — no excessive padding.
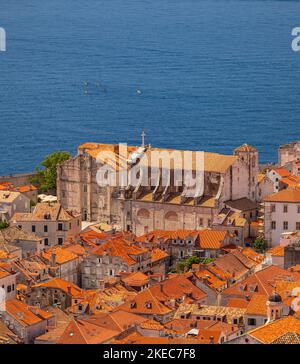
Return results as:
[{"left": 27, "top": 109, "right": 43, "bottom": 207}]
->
[
  {"left": 145, "top": 301, "right": 152, "bottom": 309},
  {"left": 130, "top": 302, "right": 137, "bottom": 309},
  {"left": 239, "top": 284, "right": 247, "bottom": 291}
]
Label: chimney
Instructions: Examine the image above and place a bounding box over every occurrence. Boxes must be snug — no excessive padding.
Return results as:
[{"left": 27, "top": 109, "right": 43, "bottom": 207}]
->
[
  {"left": 67, "top": 285, "right": 72, "bottom": 296},
  {"left": 169, "top": 298, "right": 176, "bottom": 308},
  {"left": 160, "top": 283, "right": 164, "bottom": 293},
  {"left": 51, "top": 251, "right": 57, "bottom": 267},
  {"left": 99, "top": 279, "right": 105, "bottom": 291},
  {"left": 202, "top": 277, "right": 208, "bottom": 285}
]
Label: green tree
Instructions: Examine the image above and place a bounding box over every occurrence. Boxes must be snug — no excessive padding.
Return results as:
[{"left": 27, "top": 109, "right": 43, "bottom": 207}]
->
[
  {"left": 0, "top": 220, "right": 9, "bottom": 230},
  {"left": 31, "top": 151, "right": 71, "bottom": 192},
  {"left": 253, "top": 236, "right": 266, "bottom": 252},
  {"left": 177, "top": 256, "right": 201, "bottom": 273}
]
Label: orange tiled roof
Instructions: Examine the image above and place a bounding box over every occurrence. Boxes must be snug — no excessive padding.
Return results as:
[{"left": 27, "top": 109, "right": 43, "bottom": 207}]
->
[
  {"left": 264, "top": 188, "right": 300, "bottom": 203},
  {"left": 195, "top": 269, "right": 226, "bottom": 291},
  {"left": 227, "top": 298, "right": 249, "bottom": 309},
  {"left": 83, "top": 310, "right": 147, "bottom": 332},
  {"left": 137, "top": 229, "right": 227, "bottom": 250},
  {"left": 92, "top": 238, "right": 148, "bottom": 266},
  {"left": 0, "top": 268, "right": 10, "bottom": 279},
  {"left": 267, "top": 245, "right": 284, "bottom": 257},
  {"left": 79, "top": 142, "right": 238, "bottom": 174},
  {"left": 63, "top": 244, "right": 87, "bottom": 256},
  {"left": 122, "top": 271, "right": 149, "bottom": 287},
  {"left": 139, "top": 319, "right": 164, "bottom": 330},
  {"left": 197, "top": 328, "right": 222, "bottom": 344},
  {"left": 222, "top": 265, "right": 300, "bottom": 298},
  {"left": 57, "top": 319, "right": 119, "bottom": 344},
  {"left": 245, "top": 294, "right": 268, "bottom": 316},
  {"left": 249, "top": 316, "right": 300, "bottom": 344},
  {"left": 114, "top": 331, "right": 203, "bottom": 344},
  {"left": 273, "top": 168, "right": 291, "bottom": 178},
  {"left": 33, "top": 278, "right": 83, "bottom": 298},
  {"left": 281, "top": 175, "right": 300, "bottom": 188},
  {"left": 273, "top": 280, "right": 300, "bottom": 307},
  {"left": 151, "top": 248, "right": 169, "bottom": 263},
  {"left": 136, "top": 229, "right": 199, "bottom": 244},
  {"left": 42, "top": 246, "right": 79, "bottom": 265},
  {"left": 198, "top": 230, "right": 227, "bottom": 250},
  {"left": 5, "top": 299, "right": 53, "bottom": 327},
  {"left": 289, "top": 264, "right": 300, "bottom": 272},
  {"left": 208, "top": 253, "right": 249, "bottom": 281},
  {"left": 13, "top": 202, "right": 79, "bottom": 222},
  {"left": 14, "top": 184, "right": 38, "bottom": 193},
  {"left": 150, "top": 274, "right": 207, "bottom": 302},
  {"left": 118, "top": 288, "right": 173, "bottom": 315},
  {"left": 241, "top": 247, "right": 264, "bottom": 264}
]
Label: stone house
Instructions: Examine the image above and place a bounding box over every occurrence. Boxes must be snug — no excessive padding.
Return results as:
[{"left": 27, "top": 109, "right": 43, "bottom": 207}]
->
[
  {"left": 12, "top": 202, "right": 81, "bottom": 248},
  {"left": 41, "top": 246, "right": 81, "bottom": 285},
  {"left": 278, "top": 141, "right": 300, "bottom": 167},
  {"left": 0, "top": 264, "right": 18, "bottom": 300},
  {"left": 263, "top": 188, "right": 300, "bottom": 247},
  {"left": 27, "top": 278, "right": 83, "bottom": 310},
  {"left": 81, "top": 237, "right": 151, "bottom": 289},
  {"left": 0, "top": 190, "right": 30, "bottom": 222},
  {"left": 0, "top": 226, "right": 44, "bottom": 258},
  {"left": 0, "top": 299, "right": 54, "bottom": 344},
  {"left": 135, "top": 229, "right": 230, "bottom": 268},
  {"left": 256, "top": 174, "right": 274, "bottom": 202}
]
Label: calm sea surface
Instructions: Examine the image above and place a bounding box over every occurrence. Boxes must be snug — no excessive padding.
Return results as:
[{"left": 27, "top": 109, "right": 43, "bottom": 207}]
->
[{"left": 1, "top": 0, "right": 300, "bottom": 174}]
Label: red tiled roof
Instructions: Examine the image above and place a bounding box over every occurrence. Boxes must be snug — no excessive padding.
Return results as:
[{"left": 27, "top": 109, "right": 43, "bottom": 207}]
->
[
  {"left": 264, "top": 188, "right": 300, "bottom": 203},
  {"left": 151, "top": 248, "right": 169, "bottom": 263},
  {"left": 58, "top": 319, "right": 119, "bottom": 344},
  {"left": 92, "top": 238, "right": 148, "bottom": 266},
  {"left": 5, "top": 299, "right": 53, "bottom": 327},
  {"left": 33, "top": 278, "right": 83, "bottom": 298}
]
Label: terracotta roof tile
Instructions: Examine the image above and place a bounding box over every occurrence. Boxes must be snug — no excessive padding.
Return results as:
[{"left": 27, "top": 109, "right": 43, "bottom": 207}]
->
[
  {"left": 267, "top": 245, "right": 284, "bottom": 257},
  {"left": 249, "top": 316, "right": 300, "bottom": 343},
  {"left": 5, "top": 299, "right": 53, "bottom": 327},
  {"left": 245, "top": 294, "right": 268, "bottom": 316},
  {"left": 57, "top": 319, "right": 119, "bottom": 344},
  {"left": 33, "top": 278, "right": 83, "bottom": 298},
  {"left": 264, "top": 188, "right": 300, "bottom": 203},
  {"left": 151, "top": 248, "right": 169, "bottom": 263},
  {"left": 42, "top": 246, "right": 79, "bottom": 265},
  {"left": 122, "top": 272, "right": 149, "bottom": 287},
  {"left": 92, "top": 238, "right": 148, "bottom": 266}
]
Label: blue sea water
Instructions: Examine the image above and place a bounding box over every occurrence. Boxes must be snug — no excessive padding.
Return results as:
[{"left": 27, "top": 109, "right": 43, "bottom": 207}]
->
[{"left": 0, "top": 0, "right": 300, "bottom": 174}]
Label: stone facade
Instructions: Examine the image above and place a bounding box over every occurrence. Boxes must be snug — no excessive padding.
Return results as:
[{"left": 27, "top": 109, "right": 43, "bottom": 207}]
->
[
  {"left": 278, "top": 141, "right": 300, "bottom": 167},
  {"left": 0, "top": 190, "right": 30, "bottom": 221},
  {"left": 81, "top": 240, "right": 151, "bottom": 289},
  {"left": 264, "top": 191, "right": 300, "bottom": 247},
  {"left": 57, "top": 142, "right": 259, "bottom": 239},
  {"left": 12, "top": 202, "right": 81, "bottom": 248}
]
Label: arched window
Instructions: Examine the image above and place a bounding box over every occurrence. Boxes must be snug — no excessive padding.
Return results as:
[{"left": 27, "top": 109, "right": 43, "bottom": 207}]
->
[
  {"left": 137, "top": 209, "right": 150, "bottom": 219},
  {"left": 165, "top": 211, "right": 178, "bottom": 221}
]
